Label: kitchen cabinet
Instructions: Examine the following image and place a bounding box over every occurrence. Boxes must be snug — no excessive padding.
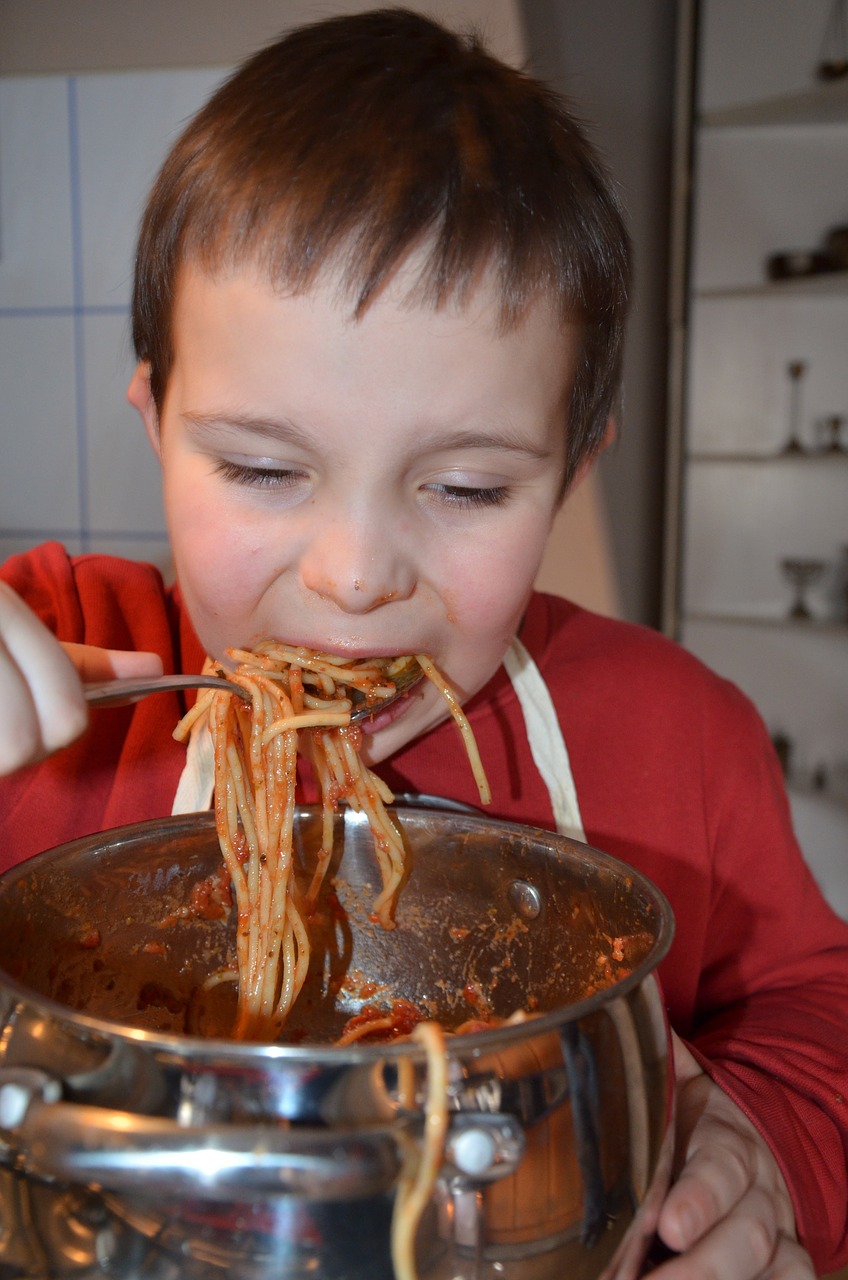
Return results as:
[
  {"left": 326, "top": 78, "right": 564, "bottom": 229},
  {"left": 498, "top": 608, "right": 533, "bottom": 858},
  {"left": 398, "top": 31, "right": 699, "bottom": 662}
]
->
[{"left": 664, "top": 0, "right": 848, "bottom": 913}]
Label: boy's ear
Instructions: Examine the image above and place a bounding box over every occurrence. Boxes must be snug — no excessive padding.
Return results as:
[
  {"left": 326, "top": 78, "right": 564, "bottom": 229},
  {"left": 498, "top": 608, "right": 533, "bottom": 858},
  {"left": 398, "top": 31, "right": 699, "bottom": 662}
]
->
[
  {"left": 127, "top": 362, "right": 161, "bottom": 460},
  {"left": 565, "top": 416, "right": 617, "bottom": 498}
]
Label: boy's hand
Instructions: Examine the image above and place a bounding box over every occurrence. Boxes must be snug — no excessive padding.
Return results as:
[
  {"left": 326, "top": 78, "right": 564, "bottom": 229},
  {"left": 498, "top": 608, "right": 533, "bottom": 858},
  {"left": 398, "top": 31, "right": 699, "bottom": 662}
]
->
[
  {"left": 0, "top": 582, "right": 162, "bottom": 776},
  {"left": 650, "top": 1032, "right": 815, "bottom": 1278}
]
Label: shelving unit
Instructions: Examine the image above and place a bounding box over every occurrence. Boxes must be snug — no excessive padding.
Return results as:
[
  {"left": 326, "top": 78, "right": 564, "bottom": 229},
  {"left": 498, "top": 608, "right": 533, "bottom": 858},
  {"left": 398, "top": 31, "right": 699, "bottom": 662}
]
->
[
  {"left": 664, "top": 0, "right": 848, "bottom": 915},
  {"left": 701, "top": 75, "right": 848, "bottom": 127}
]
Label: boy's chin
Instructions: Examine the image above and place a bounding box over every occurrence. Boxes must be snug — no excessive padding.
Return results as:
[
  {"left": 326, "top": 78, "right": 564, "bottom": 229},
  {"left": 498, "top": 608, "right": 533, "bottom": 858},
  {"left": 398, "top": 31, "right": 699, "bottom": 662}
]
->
[{"left": 356, "top": 694, "right": 445, "bottom": 767}]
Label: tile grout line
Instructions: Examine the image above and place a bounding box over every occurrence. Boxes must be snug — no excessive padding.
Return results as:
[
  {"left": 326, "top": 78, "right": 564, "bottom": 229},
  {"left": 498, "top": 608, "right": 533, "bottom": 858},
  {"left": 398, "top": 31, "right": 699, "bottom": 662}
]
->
[
  {"left": 67, "top": 75, "right": 91, "bottom": 554},
  {"left": 0, "top": 530, "right": 169, "bottom": 541},
  {"left": 0, "top": 306, "right": 128, "bottom": 318}
]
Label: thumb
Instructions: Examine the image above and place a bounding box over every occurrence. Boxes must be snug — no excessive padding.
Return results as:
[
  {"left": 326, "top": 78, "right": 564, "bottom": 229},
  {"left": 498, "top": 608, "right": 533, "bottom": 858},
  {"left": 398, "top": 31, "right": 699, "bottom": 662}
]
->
[
  {"left": 670, "top": 1028, "right": 705, "bottom": 1086},
  {"left": 62, "top": 643, "right": 164, "bottom": 683}
]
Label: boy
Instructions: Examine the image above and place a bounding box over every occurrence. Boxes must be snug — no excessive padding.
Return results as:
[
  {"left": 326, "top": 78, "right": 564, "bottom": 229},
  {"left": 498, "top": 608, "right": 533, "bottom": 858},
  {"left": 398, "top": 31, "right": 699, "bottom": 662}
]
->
[{"left": 0, "top": 9, "right": 845, "bottom": 1277}]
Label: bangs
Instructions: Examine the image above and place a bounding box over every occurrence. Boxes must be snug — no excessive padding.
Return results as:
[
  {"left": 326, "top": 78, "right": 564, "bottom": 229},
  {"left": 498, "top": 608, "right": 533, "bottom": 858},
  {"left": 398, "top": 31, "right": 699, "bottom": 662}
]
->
[{"left": 132, "top": 8, "right": 630, "bottom": 478}]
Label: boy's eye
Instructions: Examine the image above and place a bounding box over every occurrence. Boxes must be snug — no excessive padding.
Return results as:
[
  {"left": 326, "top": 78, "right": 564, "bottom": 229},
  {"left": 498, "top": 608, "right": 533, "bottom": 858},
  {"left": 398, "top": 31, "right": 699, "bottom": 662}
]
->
[
  {"left": 213, "top": 460, "right": 305, "bottom": 490},
  {"left": 423, "top": 483, "right": 510, "bottom": 509}
]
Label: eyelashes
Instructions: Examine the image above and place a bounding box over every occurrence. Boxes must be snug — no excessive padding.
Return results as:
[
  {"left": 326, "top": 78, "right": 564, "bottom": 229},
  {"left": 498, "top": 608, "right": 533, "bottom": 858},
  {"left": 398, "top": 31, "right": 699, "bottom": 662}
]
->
[
  {"left": 425, "top": 484, "right": 511, "bottom": 509},
  {"left": 213, "top": 461, "right": 512, "bottom": 511},
  {"left": 212, "top": 460, "right": 304, "bottom": 490}
]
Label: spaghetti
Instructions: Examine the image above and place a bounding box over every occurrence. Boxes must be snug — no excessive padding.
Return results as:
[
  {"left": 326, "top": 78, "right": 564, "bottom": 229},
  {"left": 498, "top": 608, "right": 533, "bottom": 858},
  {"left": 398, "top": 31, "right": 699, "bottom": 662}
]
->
[
  {"left": 173, "top": 641, "right": 488, "bottom": 1041},
  {"left": 391, "top": 1021, "right": 449, "bottom": 1280}
]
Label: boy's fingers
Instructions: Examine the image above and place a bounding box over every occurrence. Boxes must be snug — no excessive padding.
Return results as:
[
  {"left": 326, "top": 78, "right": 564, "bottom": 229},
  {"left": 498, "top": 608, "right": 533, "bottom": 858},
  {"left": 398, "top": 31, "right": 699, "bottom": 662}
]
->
[
  {"left": 659, "top": 1119, "right": 758, "bottom": 1251},
  {"left": 0, "top": 585, "right": 88, "bottom": 768},
  {"left": 659, "top": 1045, "right": 799, "bottom": 1269},
  {"left": 652, "top": 1188, "right": 812, "bottom": 1279},
  {"left": 62, "top": 643, "right": 164, "bottom": 683}
]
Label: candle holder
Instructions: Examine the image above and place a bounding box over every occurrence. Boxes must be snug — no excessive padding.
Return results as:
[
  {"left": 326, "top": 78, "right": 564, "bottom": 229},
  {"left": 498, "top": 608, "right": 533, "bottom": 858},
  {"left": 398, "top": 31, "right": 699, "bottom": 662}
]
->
[
  {"left": 781, "top": 360, "right": 808, "bottom": 454},
  {"left": 820, "top": 414, "right": 846, "bottom": 454},
  {"left": 780, "top": 557, "right": 826, "bottom": 620}
]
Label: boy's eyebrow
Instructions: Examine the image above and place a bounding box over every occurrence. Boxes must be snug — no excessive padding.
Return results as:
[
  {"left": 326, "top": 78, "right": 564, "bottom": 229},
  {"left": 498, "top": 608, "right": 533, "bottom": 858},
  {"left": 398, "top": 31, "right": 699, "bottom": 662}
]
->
[
  {"left": 182, "top": 411, "right": 313, "bottom": 448},
  {"left": 182, "top": 413, "right": 557, "bottom": 460},
  {"left": 412, "top": 427, "right": 556, "bottom": 462}
]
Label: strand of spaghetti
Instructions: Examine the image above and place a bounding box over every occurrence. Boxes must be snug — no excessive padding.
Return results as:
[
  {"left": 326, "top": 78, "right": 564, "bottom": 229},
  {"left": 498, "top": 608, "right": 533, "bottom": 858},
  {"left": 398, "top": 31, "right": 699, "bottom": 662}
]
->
[
  {"left": 237, "top": 695, "right": 264, "bottom": 1004},
  {"left": 245, "top": 644, "right": 386, "bottom": 682},
  {"left": 368, "top": 769, "right": 395, "bottom": 807},
  {"left": 211, "top": 700, "right": 253, "bottom": 892},
  {"left": 244, "top": 680, "right": 303, "bottom": 1036},
  {"left": 415, "top": 655, "right": 491, "bottom": 804},
  {"left": 213, "top": 722, "right": 252, "bottom": 979},
  {"left": 302, "top": 735, "right": 338, "bottom": 909},
  {"left": 391, "top": 1022, "right": 449, "bottom": 1280},
  {"left": 336, "top": 1016, "right": 396, "bottom": 1046},
  {"left": 327, "top": 732, "right": 406, "bottom": 926},
  {"left": 255, "top": 680, "right": 309, "bottom": 1035},
  {"left": 268, "top": 733, "right": 306, "bottom": 1027},
  {"left": 251, "top": 680, "right": 288, "bottom": 851},
  {"left": 172, "top": 686, "right": 216, "bottom": 741},
  {"left": 301, "top": 694, "right": 352, "bottom": 712},
  {"left": 200, "top": 967, "right": 239, "bottom": 991},
  {"left": 337, "top": 735, "right": 404, "bottom": 865},
  {"left": 218, "top": 686, "right": 269, "bottom": 1032},
  {"left": 336, "top": 730, "right": 398, "bottom": 815},
  {"left": 262, "top": 710, "right": 351, "bottom": 743}
]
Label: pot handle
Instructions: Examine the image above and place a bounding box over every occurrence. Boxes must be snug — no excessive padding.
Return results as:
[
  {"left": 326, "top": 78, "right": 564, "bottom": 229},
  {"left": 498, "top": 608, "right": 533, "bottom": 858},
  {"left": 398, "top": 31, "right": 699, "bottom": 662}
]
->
[{"left": 0, "top": 1069, "right": 400, "bottom": 1202}]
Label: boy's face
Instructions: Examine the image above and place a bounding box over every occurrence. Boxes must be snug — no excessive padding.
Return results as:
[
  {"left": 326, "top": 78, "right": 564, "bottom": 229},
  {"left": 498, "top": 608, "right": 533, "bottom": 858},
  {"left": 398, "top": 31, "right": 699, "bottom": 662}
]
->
[{"left": 130, "top": 261, "right": 578, "bottom": 763}]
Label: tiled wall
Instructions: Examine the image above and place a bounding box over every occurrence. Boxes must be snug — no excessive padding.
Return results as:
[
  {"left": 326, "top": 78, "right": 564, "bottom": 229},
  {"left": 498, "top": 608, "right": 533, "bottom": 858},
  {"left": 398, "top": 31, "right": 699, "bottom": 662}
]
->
[{"left": 0, "top": 66, "right": 228, "bottom": 575}]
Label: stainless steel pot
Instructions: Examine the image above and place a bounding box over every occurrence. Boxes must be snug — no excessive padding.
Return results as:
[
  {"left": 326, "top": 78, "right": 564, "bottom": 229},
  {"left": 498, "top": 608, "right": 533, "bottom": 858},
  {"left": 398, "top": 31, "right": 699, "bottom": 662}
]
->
[{"left": 0, "top": 806, "right": 674, "bottom": 1279}]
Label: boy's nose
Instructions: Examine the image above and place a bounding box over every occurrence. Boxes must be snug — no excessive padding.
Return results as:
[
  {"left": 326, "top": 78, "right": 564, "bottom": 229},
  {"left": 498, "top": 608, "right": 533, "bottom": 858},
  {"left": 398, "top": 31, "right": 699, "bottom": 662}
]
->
[{"left": 299, "top": 517, "right": 417, "bottom": 614}]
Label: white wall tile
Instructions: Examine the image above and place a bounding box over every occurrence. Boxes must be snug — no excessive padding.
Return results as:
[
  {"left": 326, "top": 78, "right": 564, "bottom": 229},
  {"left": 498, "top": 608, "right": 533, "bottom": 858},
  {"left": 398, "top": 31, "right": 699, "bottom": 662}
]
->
[
  {"left": 75, "top": 67, "right": 227, "bottom": 307},
  {"left": 0, "top": 536, "right": 83, "bottom": 565},
  {"left": 85, "top": 536, "right": 173, "bottom": 579},
  {"left": 0, "top": 314, "right": 80, "bottom": 530},
  {"left": 82, "top": 311, "right": 165, "bottom": 534},
  {"left": 0, "top": 77, "right": 74, "bottom": 308}
]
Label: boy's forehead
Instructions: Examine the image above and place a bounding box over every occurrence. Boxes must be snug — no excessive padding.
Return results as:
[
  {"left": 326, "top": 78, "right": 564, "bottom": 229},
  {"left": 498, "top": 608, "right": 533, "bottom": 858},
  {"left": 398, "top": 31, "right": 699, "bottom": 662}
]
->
[
  {"left": 171, "top": 254, "right": 574, "bottom": 351},
  {"left": 167, "top": 260, "right": 576, "bottom": 462}
]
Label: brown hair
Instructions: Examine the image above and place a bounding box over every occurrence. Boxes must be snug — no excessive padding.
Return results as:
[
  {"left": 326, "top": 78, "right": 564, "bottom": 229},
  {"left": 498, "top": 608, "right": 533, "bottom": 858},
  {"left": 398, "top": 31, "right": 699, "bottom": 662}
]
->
[{"left": 131, "top": 7, "right": 630, "bottom": 484}]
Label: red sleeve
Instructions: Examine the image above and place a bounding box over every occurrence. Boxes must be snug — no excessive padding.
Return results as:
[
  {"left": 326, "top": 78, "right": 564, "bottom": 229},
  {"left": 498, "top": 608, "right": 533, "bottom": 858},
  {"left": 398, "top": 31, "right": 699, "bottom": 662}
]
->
[
  {"left": 0, "top": 543, "right": 200, "bottom": 865},
  {"left": 2, "top": 541, "right": 176, "bottom": 654},
  {"left": 686, "top": 679, "right": 848, "bottom": 1273}
]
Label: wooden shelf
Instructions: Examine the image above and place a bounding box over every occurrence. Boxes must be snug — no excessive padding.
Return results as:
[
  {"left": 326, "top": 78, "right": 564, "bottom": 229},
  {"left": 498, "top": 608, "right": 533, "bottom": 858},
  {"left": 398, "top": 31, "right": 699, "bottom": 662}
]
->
[
  {"left": 701, "top": 79, "right": 848, "bottom": 128},
  {"left": 687, "top": 449, "right": 848, "bottom": 464},
  {"left": 683, "top": 612, "right": 848, "bottom": 632},
  {"left": 695, "top": 272, "right": 848, "bottom": 301}
]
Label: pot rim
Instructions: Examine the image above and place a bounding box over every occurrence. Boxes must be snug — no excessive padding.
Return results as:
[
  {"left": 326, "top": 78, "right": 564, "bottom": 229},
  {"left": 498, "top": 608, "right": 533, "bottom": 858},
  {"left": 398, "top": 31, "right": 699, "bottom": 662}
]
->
[{"left": 0, "top": 807, "right": 675, "bottom": 1064}]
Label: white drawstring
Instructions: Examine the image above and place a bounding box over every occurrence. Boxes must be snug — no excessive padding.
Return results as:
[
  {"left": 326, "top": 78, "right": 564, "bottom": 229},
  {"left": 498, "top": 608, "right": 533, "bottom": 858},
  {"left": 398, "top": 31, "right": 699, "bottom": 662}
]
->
[
  {"left": 172, "top": 718, "right": 215, "bottom": 815},
  {"left": 502, "top": 635, "right": 586, "bottom": 842}
]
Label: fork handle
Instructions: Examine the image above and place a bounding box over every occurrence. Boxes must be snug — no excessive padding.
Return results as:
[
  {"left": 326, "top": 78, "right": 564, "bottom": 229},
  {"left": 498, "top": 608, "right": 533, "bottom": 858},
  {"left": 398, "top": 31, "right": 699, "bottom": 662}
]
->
[{"left": 84, "top": 674, "right": 241, "bottom": 707}]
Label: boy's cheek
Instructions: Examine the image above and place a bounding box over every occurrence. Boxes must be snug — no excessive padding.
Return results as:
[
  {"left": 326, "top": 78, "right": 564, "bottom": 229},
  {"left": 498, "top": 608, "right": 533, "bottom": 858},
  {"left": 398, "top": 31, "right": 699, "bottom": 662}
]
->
[{"left": 442, "top": 532, "right": 550, "bottom": 613}]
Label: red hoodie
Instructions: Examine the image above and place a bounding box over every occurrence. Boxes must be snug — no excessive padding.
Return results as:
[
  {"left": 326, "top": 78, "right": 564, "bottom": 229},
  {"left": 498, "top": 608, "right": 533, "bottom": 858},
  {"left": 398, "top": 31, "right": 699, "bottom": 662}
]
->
[{"left": 2, "top": 542, "right": 847, "bottom": 1272}]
